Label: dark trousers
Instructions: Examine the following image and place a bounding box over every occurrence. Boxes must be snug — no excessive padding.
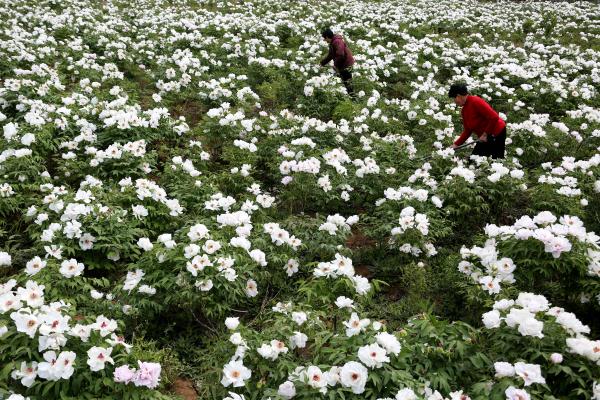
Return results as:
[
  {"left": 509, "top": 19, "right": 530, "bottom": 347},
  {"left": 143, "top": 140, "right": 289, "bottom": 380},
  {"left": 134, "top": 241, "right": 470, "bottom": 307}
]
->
[
  {"left": 337, "top": 68, "right": 354, "bottom": 95},
  {"left": 472, "top": 128, "right": 506, "bottom": 159}
]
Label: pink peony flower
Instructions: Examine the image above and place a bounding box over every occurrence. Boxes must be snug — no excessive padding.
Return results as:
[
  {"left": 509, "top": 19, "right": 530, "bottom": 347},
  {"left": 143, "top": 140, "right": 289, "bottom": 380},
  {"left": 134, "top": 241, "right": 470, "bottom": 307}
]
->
[
  {"left": 133, "top": 361, "right": 161, "bottom": 389},
  {"left": 114, "top": 365, "right": 136, "bottom": 384}
]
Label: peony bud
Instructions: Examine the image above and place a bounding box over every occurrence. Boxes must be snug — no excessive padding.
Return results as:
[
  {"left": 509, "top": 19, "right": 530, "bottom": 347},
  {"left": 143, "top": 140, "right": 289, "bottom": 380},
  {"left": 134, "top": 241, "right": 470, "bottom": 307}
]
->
[
  {"left": 550, "top": 353, "right": 563, "bottom": 364},
  {"left": 225, "top": 317, "right": 240, "bottom": 330}
]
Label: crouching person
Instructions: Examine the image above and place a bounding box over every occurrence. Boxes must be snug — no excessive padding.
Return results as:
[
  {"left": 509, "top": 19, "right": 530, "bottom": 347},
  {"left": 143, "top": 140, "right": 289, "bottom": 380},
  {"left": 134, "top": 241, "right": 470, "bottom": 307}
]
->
[
  {"left": 320, "top": 28, "right": 355, "bottom": 96},
  {"left": 449, "top": 83, "right": 506, "bottom": 159}
]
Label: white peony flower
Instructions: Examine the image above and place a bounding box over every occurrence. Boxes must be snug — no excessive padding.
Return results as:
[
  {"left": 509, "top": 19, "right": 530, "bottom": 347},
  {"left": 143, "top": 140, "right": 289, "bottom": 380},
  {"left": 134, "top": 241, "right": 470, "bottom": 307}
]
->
[
  {"left": 358, "top": 343, "right": 390, "bottom": 368},
  {"left": 514, "top": 362, "right": 546, "bottom": 386},
  {"left": 291, "top": 311, "right": 307, "bottom": 326},
  {"left": 0, "top": 251, "right": 12, "bottom": 267},
  {"left": 225, "top": 317, "right": 240, "bottom": 330},
  {"left": 395, "top": 388, "right": 417, "bottom": 400},
  {"left": 221, "top": 360, "right": 251, "bottom": 388},
  {"left": 59, "top": 259, "right": 84, "bottom": 278},
  {"left": 482, "top": 310, "right": 502, "bottom": 329},
  {"left": 550, "top": 353, "right": 563, "bottom": 364},
  {"left": 290, "top": 331, "right": 308, "bottom": 349},
  {"left": 335, "top": 296, "right": 355, "bottom": 309},
  {"left": 375, "top": 332, "right": 401, "bottom": 355},
  {"left": 494, "top": 361, "right": 515, "bottom": 378},
  {"left": 305, "top": 365, "right": 326, "bottom": 389},
  {"left": 339, "top": 361, "right": 368, "bottom": 394},
  {"left": 10, "top": 311, "right": 39, "bottom": 338},
  {"left": 505, "top": 386, "right": 530, "bottom": 400},
  {"left": 137, "top": 237, "right": 153, "bottom": 251},
  {"left": 278, "top": 381, "right": 296, "bottom": 399},
  {"left": 86, "top": 347, "right": 113, "bottom": 372},
  {"left": 249, "top": 249, "right": 267, "bottom": 266},
  {"left": 517, "top": 317, "right": 544, "bottom": 338},
  {"left": 11, "top": 361, "right": 38, "bottom": 387},
  {"left": 344, "top": 312, "right": 370, "bottom": 337}
]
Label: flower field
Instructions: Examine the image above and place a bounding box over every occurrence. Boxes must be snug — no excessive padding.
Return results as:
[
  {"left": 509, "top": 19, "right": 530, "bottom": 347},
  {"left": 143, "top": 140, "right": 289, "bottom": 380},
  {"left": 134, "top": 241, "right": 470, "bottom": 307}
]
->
[{"left": 1, "top": 0, "right": 599, "bottom": 399}]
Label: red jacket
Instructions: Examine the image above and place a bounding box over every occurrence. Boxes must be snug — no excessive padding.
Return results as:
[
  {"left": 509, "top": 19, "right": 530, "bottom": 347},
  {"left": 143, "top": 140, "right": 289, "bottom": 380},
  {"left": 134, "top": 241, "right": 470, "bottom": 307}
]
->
[
  {"left": 454, "top": 95, "right": 506, "bottom": 146},
  {"left": 320, "top": 34, "right": 354, "bottom": 70}
]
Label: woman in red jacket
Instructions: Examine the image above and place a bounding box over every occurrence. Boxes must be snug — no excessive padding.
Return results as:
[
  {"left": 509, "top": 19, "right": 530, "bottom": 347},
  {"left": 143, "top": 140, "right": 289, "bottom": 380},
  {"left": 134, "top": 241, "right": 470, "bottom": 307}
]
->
[
  {"left": 449, "top": 83, "right": 506, "bottom": 159},
  {"left": 320, "top": 28, "right": 355, "bottom": 96}
]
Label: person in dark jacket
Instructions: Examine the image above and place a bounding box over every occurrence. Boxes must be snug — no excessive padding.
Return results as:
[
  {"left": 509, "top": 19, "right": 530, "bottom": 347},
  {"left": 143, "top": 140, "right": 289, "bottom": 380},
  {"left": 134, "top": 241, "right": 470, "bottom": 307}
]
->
[
  {"left": 449, "top": 83, "right": 506, "bottom": 159},
  {"left": 320, "top": 28, "right": 355, "bottom": 96}
]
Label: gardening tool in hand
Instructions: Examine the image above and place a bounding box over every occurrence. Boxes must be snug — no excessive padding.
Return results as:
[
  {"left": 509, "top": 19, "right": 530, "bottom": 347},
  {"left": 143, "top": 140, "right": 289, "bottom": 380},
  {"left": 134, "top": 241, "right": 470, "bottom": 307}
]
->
[{"left": 415, "top": 140, "right": 478, "bottom": 162}]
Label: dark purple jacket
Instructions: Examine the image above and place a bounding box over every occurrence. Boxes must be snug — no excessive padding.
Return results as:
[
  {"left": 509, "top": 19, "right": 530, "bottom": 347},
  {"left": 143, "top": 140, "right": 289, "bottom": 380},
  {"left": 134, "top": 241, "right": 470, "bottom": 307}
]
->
[{"left": 320, "top": 34, "right": 354, "bottom": 70}]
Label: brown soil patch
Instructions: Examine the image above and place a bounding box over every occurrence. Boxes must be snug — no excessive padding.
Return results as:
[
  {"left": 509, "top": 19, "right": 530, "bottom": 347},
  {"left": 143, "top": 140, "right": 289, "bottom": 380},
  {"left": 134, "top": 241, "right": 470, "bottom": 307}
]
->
[
  {"left": 172, "top": 378, "right": 197, "bottom": 400},
  {"left": 345, "top": 228, "right": 376, "bottom": 250},
  {"left": 355, "top": 264, "right": 373, "bottom": 279},
  {"left": 296, "top": 345, "right": 313, "bottom": 360},
  {"left": 170, "top": 99, "right": 206, "bottom": 128},
  {"left": 386, "top": 283, "right": 405, "bottom": 301}
]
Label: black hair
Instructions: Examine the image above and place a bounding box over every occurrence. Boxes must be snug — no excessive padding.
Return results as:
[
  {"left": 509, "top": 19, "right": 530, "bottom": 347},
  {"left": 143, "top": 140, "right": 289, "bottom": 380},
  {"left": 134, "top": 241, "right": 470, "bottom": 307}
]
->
[
  {"left": 448, "top": 83, "right": 469, "bottom": 98},
  {"left": 321, "top": 28, "right": 334, "bottom": 39}
]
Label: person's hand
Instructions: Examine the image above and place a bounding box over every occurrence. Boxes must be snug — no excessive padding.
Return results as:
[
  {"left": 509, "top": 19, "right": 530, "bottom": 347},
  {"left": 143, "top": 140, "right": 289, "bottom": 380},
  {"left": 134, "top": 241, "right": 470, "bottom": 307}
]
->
[
  {"left": 480, "top": 133, "right": 488, "bottom": 142},
  {"left": 451, "top": 143, "right": 458, "bottom": 149}
]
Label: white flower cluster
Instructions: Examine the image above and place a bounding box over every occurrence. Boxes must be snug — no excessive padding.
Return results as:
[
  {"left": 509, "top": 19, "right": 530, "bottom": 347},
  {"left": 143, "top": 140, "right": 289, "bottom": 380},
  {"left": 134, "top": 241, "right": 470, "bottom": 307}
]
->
[
  {"left": 98, "top": 98, "right": 172, "bottom": 131},
  {"left": 482, "top": 292, "right": 598, "bottom": 365},
  {"left": 205, "top": 193, "right": 237, "bottom": 212},
  {"left": 88, "top": 139, "right": 146, "bottom": 167},
  {"left": 0, "top": 182, "right": 15, "bottom": 197},
  {"left": 461, "top": 212, "right": 600, "bottom": 294},
  {"left": 567, "top": 336, "right": 600, "bottom": 365},
  {"left": 391, "top": 206, "right": 429, "bottom": 236},
  {"left": 1, "top": 279, "right": 137, "bottom": 387},
  {"left": 378, "top": 386, "right": 472, "bottom": 400},
  {"left": 233, "top": 139, "right": 258, "bottom": 153},
  {"left": 269, "top": 309, "right": 400, "bottom": 396},
  {"left": 206, "top": 102, "right": 260, "bottom": 132},
  {"left": 313, "top": 253, "right": 371, "bottom": 296},
  {"left": 538, "top": 154, "right": 600, "bottom": 201},
  {"left": 122, "top": 269, "right": 155, "bottom": 295},
  {"left": 279, "top": 157, "right": 321, "bottom": 176},
  {"left": 318, "top": 214, "right": 359, "bottom": 235},
  {"left": 494, "top": 361, "right": 546, "bottom": 386},
  {"left": 387, "top": 206, "right": 437, "bottom": 257},
  {"left": 487, "top": 162, "right": 524, "bottom": 183},
  {"left": 353, "top": 157, "right": 380, "bottom": 178},
  {"left": 482, "top": 293, "right": 549, "bottom": 338},
  {"left": 382, "top": 186, "right": 429, "bottom": 203},
  {"left": 198, "top": 75, "right": 254, "bottom": 102},
  {"left": 282, "top": 329, "right": 399, "bottom": 395},
  {"left": 264, "top": 222, "right": 302, "bottom": 249},
  {"left": 3, "top": 122, "right": 36, "bottom": 146},
  {"left": 303, "top": 74, "right": 345, "bottom": 97},
  {"left": 448, "top": 165, "right": 476, "bottom": 184},
  {"left": 172, "top": 155, "right": 201, "bottom": 177},
  {"left": 458, "top": 240, "right": 515, "bottom": 295},
  {"left": 486, "top": 211, "right": 599, "bottom": 265},
  {"left": 407, "top": 162, "right": 437, "bottom": 189},
  {"left": 119, "top": 178, "right": 183, "bottom": 216},
  {"left": 322, "top": 148, "right": 351, "bottom": 174}
]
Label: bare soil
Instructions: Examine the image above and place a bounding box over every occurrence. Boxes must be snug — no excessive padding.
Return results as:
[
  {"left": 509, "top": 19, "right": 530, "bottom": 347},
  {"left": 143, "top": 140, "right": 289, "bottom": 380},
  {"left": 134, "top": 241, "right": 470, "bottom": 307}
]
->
[{"left": 172, "top": 378, "right": 197, "bottom": 400}]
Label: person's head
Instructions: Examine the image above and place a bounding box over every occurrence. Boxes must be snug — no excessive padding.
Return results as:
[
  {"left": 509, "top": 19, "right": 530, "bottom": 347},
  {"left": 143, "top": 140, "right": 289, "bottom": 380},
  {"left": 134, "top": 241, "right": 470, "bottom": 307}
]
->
[
  {"left": 321, "top": 28, "right": 334, "bottom": 43},
  {"left": 448, "top": 83, "right": 469, "bottom": 107}
]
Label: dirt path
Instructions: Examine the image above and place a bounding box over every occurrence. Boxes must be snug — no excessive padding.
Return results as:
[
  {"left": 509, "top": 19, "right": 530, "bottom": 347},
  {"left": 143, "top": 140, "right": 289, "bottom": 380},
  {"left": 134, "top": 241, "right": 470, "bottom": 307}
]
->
[{"left": 172, "top": 378, "right": 197, "bottom": 400}]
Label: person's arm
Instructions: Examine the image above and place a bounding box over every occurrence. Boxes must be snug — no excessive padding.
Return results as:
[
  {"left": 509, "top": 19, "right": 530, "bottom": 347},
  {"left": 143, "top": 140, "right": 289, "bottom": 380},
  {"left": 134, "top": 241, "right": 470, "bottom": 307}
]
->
[
  {"left": 453, "top": 128, "right": 471, "bottom": 146},
  {"left": 474, "top": 97, "right": 501, "bottom": 135},
  {"left": 320, "top": 44, "right": 334, "bottom": 66}
]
